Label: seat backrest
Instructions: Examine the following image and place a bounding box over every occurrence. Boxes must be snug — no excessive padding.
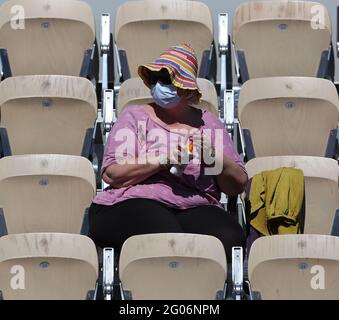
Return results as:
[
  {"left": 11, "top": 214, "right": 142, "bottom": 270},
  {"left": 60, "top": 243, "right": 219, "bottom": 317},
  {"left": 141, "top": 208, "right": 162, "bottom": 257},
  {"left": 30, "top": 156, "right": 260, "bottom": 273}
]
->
[
  {"left": 0, "top": 233, "right": 98, "bottom": 300},
  {"left": 233, "top": 0, "right": 331, "bottom": 78},
  {"left": 238, "top": 77, "right": 339, "bottom": 157},
  {"left": 117, "top": 77, "right": 218, "bottom": 116},
  {"left": 246, "top": 156, "right": 339, "bottom": 234},
  {"left": 0, "top": 155, "right": 96, "bottom": 234},
  {"left": 119, "top": 233, "right": 227, "bottom": 300},
  {"left": 249, "top": 234, "right": 339, "bottom": 299},
  {"left": 0, "top": 75, "right": 97, "bottom": 156},
  {"left": 115, "top": 0, "right": 213, "bottom": 77},
  {"left": 0, "top": 0, "right": 95, "bottom": 76}
]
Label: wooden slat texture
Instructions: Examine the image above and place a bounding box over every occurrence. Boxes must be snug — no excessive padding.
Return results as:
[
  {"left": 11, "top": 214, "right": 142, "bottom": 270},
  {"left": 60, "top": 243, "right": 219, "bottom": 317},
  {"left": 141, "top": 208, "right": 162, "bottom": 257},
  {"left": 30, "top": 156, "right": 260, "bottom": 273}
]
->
[
  {"left": 115, "top": 0, "right": 213, "bottom": 77},
  {"left": 0, "top": 0, "right": 95, "bottom": 76}
]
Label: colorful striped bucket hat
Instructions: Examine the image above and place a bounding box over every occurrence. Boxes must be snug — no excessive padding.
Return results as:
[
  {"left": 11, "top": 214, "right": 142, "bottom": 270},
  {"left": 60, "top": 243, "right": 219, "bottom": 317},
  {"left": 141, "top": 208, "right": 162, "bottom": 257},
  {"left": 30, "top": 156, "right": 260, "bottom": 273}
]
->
[{"left": 138, "top": 43, "right": 202, "bottom": 102}]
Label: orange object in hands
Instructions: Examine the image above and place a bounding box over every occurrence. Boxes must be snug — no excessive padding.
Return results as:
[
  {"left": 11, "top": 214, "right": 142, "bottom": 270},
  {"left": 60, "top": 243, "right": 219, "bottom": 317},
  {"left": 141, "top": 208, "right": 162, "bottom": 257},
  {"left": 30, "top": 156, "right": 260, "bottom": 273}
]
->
[{"left": 188, "top": 137, "right": 194, "bottom": 153}]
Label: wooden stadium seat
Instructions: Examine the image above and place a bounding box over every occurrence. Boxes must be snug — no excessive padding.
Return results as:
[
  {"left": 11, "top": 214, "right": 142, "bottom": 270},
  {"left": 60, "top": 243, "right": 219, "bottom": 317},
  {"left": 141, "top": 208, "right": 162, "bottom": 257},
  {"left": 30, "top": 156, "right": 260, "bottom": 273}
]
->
[
  {"left": 238, "top": 77, "right": 339, "bottom": 158},
  {"left": 247, "top": 156, "right": 339, "bottom": 299},
  {"left": 246, "top": 156, "right": 339, "bottom": 235},
  {"left": 0, "top": 233, "right": 98, "bottom": 300},
  {"left": 119, "top": 233, "right": 227, "bottom": 300},
  {"left": 248, "top": 234, "right": 339, "bottom": 299},
  {"left": 0, "top": 154, "right": 96, "bottom": 234},
  {"left": 115, "top": 0, "right": 214, "bottom": 78},
  {"left": 0, "top": 0, "right": 96, "bottom": 76},
  {"left": 233, "top": 0, "right": 332, "bottom": 79},
  {"left": 117, "top": 77, "right": 219, "bottom": 116},
  {"left": 0, "top": 75, "right": 97, "bottom": 156}
]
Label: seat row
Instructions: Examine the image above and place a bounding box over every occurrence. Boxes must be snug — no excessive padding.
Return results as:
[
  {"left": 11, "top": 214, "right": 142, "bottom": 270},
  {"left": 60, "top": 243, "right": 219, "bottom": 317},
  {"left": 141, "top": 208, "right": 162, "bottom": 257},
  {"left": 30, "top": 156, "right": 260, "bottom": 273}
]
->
[
  {"left": 0, "top": 0, "right": 333, "bottom": 81},
  {"left": 0, "top": 0, "right": 334, "bottom": 158},
  {"left": 0, "top": 154, "right": 338, "bottom": 299},
  {"left": 114, "top": 0, "right": 334, "bottom": 82}
]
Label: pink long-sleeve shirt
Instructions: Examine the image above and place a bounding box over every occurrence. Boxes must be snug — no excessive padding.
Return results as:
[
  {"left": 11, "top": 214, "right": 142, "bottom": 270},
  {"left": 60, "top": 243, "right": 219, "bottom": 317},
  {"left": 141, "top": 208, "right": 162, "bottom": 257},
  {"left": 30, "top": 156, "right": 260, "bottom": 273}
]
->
[{"left": 93, "top": 105, "right": 246, "bottom": 209}]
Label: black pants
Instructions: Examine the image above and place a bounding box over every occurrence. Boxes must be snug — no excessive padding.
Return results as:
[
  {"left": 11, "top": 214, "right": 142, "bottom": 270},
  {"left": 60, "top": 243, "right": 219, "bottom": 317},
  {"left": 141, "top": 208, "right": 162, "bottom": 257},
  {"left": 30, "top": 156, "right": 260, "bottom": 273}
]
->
[{"left": 89, "top": 198, "right": 245, "bottom": 262}]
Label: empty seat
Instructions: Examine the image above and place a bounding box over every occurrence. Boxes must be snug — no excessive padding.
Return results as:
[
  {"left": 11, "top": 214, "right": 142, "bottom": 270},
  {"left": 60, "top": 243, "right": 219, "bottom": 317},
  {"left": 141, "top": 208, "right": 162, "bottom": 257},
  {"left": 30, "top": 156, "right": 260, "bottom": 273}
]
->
[
  {"left": 233, "top": 1, "right": 332, "bottom": 79},
  {"left": 119, "top": 233, "right": 227, "bottom": 300},
  {"left": 0, "top": 75, "right": 97, "bottom": 156},
  {"left": 0, "top": 0, "right": 96, "bottom": 76},
  {"left": 115, "top": 0, "right": 214, "bottom": 78},
  {"left": 0, "top": 233, "right": 98, "bottom": 300},
  {"left": 238, "top": 77, "right": 339, "bottom": 158},
  {"left": 0, "top": 154, "right": 96, "bottom": 234},
  {"left": 248, "top": 234, "right": 339, "bottom": 299},
  {"left": 117, "top": 77, "right": 218, "bottom": 116},
  {"left": 246, "top": 156, "right": 339, "bottom": 234}
]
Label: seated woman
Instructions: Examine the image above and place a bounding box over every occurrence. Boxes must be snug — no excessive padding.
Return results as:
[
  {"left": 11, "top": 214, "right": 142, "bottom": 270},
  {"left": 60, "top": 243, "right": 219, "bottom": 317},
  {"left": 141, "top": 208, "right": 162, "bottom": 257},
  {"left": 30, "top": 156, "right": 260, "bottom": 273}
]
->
[{"left": 89, "top": 44, "right": 248, "bottom": 261}]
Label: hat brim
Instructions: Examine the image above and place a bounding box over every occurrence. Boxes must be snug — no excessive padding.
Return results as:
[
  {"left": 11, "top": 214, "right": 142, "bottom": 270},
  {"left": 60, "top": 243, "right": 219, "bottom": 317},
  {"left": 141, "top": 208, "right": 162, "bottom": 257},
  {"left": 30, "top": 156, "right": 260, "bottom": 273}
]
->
[{"left": 138, "top": 63, "right": 202, "bottom": 102}]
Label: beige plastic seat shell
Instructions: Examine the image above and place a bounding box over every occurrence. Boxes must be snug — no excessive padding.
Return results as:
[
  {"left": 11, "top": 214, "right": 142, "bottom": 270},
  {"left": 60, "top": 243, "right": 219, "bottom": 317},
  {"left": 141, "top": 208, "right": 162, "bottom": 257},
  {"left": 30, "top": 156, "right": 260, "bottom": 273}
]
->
[
  {"left": 233, "top": 0, "right": 331, "bottom": 78},
  {"left": 0, "top": 0, "right": 95, "bottom": 76},
  {"left": 238, "top": 77, "right": 339, "bottom": 157},
  {"left": 119, "top": 233, "right": 227, "bottom": 300},
  {"left": 246, "top": 156, "right": 339, "bottom": 234},
  {"left": 0, "top": 233, "right": 98, "bottom": 300},
  {"left": 0, "top": 154, "right": 96, "bottom": 234},
  {"left": 248, "top": 234, "right": 339, "bottom": 300},
  {"left": 117, "top": 77, "right": 218, "bottom": 116},
  {"left": 115, "top": 0, "right": 213, "bottom": 77},
  {"left": 0, "top": 75, "right": 97, "bottom": 156}
]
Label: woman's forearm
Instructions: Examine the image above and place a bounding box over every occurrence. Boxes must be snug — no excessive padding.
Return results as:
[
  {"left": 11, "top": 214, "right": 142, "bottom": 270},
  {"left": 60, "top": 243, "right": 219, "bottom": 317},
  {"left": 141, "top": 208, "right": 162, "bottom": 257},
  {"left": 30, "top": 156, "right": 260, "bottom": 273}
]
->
[
  {"left": 103, "top": 159, "right": 161, "bottom": 188},
  {"left": 216, "top": 156, "right": 248, "bottom": 196}
]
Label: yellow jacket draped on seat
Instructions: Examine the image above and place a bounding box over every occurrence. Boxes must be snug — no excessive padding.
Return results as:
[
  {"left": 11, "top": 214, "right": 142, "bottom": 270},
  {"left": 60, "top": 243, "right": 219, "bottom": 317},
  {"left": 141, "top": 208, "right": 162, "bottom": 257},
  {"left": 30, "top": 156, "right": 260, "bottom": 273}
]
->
[{"left": 249, "top": 167, "right": 304, "bottom": 236}]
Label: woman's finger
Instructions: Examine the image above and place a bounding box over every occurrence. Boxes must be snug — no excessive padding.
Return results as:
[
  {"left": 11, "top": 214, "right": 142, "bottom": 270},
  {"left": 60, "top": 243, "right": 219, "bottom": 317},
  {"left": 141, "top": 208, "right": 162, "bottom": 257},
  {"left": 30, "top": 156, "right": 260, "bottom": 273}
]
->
[{"left": 172, "top": 149, "right": 181, "bottom": 164}]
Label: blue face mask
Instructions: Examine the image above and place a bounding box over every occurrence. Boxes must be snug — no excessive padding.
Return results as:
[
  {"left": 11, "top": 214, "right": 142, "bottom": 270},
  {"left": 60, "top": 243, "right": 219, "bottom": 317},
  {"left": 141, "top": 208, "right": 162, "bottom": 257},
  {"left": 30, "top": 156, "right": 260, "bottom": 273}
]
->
[{"left": 151, "top": 82, "right": 181, "bottom": 109}]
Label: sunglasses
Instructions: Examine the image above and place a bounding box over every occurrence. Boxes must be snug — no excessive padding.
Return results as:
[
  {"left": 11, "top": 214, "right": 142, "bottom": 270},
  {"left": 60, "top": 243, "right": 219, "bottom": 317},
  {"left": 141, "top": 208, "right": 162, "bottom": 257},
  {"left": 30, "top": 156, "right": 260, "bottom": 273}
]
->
[{"left": 150, "top": 70, "right": 172, "bottom": 85}]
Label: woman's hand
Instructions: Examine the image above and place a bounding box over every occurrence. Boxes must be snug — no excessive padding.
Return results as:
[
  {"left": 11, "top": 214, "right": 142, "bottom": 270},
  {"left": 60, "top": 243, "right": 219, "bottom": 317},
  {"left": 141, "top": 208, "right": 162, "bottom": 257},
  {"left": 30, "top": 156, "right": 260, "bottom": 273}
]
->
[
  {"left": 102, "top": 138, "right": 190, "bottom": 187},
  {"left": 159, "top": 134, "right": 192, "bottom": 169},
  {"left": 193, "top": 133, "right": 219, "bottom": 167},
  {"left": 192, "top": 132, "right": 248, "bottom": 195}
]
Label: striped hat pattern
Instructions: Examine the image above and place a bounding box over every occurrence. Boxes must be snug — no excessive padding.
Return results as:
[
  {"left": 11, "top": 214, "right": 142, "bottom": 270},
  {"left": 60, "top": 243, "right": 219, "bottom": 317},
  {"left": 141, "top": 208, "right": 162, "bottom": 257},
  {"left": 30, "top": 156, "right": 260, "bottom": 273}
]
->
[{"left": 138, "top": 43, "right": 202, "bottom": 101}]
